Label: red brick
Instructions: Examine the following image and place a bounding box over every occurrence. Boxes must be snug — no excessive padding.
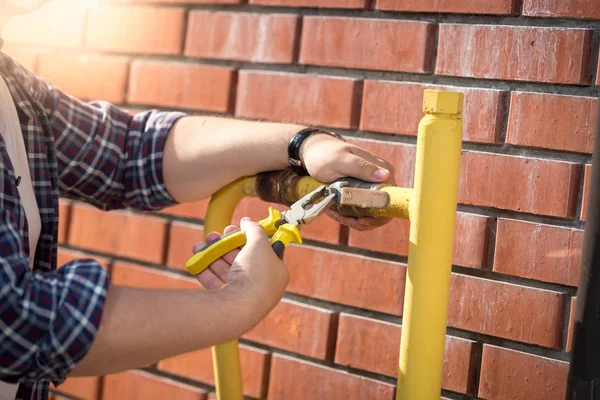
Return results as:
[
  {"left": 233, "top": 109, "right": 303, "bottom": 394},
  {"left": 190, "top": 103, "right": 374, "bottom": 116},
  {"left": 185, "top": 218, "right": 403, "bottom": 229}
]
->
[
  {"left": 128, "top": 61, "right": 235, "bottom": 112},
  {"left": 52, "top": 377, "right": 101, "bottom": 400},
  {"left": 335, "top": 314, "right": 478, "bottom": 394},
  {"left": 102, "top": 371, "right": 207, "bottom": 400},
  {"left": 57, "top": 248, "right": 110, "bottom": 270},
  {"left": 2, "top": 2, "right": 85, "bottom": 48},
  {"left": 597, "top": 56, "right": 600, "bottom": 86},
  {"left": 250, "top": 0, "right": 367, "bottom": 7},
  {"left": 158, "top": 345, "right": 270, "bottom": 399},
  {"left": 350, "top": 212, "right": 491, "bottom": 269},
  {"left": 507, "top": 92, "right": 597, "bottom": 153},
  {"left": 185, "top": 11, "right": 299, "bottom": 63},
  {"left": 479, "top": 345, "right": 568, "bottom": 400},
  {"left": 58, "top": 200, "right": 70, "bottom": 244},
  {"left": 268, "top": 354, "right": 395, "bottom": 400},
  {"left": 243, "top": 299, "right": 337, "bottom": 359},
  {"left": 161, "top": 199, "right": 210, "bottom": 221},
  {"left": 236, "top": 71, "right": 361, "bottom": 129},
  {"left": 523, "top": 0, "right": 600, "bottom": 19},
  {"left": 494, "top": 219, "right": 582, "bottom": 286},
  {"left": 437, "top": 24, "right": 593, "bottom": 84},
  {"left": 377, "top": 0, "right": 517, "bottom": 14},
  {"left": 285, "top": 246, "right": 406, "bottom": 315},
  {"left": 449, "top": 274, "right": 565, "bottom": 347},
  {"left": 568, "top": 297, "right": 577, "bottom": 352},
  {"left": 86, "top": 7, "right": 184, "bottom": 55},
  {"left": 166, "top": 221, "right": 205, "bottom": 271},
  {"left": 582, "top": 164, "right": 592, "bottom": 220},
  {"left": 232, "top": 197, "right": 340, "bottom": 244},
  {"left": 350, "top": 218, "right": 411, "bottom": 257},
  {"left": 360, "top": 80, "right": 507, "bottom": 143},
  {"left": 111, "top": 261, "right": 199, "bottom": 289},
  {"left": 452, "top": 213, "right": 493, "bottom": 269},
  {"left": 2, "top": 46, "right": 37, "bottom": 72},
  {"left": 68, "top": 204, "right": 168, "bottom": 263},
  {"left": 37, "top": 55, "right": 128, "bottom": 103},
  {"left": 459, "top": 152, "right": 581, "bottom": 218},
  {"left": 300, "top": 17, "right": 436, "bottom": 73}
]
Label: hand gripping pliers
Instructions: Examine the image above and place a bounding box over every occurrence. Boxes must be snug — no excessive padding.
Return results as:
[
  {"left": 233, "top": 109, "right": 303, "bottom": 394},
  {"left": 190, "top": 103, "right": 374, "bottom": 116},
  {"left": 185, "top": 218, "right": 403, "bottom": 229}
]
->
[{"left": 185, "top": 185, "right": 337, "bottom": 276}]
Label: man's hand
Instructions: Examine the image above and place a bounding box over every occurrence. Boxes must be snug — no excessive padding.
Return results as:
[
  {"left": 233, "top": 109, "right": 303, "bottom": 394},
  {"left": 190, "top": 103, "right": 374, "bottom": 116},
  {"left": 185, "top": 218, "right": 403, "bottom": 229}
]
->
[
  {"left": 300, "top": 134, "right": 396, "bottom": 231},
  {"left": 193, "top": 219, "right": 289, "bottom": 315}
]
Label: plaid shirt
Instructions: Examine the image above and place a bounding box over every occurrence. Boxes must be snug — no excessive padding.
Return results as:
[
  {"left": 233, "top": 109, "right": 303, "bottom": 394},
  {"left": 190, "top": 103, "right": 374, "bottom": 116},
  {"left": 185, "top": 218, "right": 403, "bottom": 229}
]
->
[{"left": 0, "top": 46, "right": 184, "bottom": 400}]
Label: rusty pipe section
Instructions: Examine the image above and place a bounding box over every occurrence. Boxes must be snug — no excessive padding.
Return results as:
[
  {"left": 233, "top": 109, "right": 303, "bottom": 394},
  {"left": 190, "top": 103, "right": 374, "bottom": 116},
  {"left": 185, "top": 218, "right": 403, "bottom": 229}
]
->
[{"left": 254, "top": 170, "right": 411, "bottom": 219}]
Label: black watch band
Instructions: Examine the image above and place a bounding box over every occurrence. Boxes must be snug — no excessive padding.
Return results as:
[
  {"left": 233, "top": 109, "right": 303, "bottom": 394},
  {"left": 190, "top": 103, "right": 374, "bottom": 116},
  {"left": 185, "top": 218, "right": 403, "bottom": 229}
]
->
[{"left": 288, "top": 128, "right": 345, "bottom": 176}]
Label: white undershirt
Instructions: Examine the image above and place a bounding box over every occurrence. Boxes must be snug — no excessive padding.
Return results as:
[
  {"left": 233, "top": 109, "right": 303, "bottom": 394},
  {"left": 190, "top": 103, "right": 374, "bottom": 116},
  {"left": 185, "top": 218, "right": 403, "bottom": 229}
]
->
[{"left": 0, "top": 75, "right": 41, "bottom": 399}]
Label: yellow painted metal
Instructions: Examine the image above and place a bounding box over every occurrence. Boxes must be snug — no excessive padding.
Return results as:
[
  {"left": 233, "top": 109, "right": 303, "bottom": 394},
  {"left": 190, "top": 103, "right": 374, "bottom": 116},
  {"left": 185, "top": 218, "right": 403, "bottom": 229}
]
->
[
  {"left": 375, "top": 187, "right": 412, "bottom": 219},
  {"left": 201, "top": 107, "right": 460, "bottom": 399},
  {"left": 295, "top": 175, "right": 324, "bottom": 197},
  {"left": 203, "top": 176, "right": 256, "bottom": 400},
  {"left": 396, "top": 90, "right": 464, "bottom": 400},
  {"left": 203, "top": 176, "right": 255, "bottom": 236},
  {"left": 186, "top": 208, "right": 283, "bottom": 276}
]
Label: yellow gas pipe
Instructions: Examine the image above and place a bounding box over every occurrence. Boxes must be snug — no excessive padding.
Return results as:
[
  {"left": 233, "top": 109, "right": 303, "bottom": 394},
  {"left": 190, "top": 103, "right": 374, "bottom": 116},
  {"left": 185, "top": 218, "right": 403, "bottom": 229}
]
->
[{"left": 200, "top": 90, "right": 463, "bottom": 400}]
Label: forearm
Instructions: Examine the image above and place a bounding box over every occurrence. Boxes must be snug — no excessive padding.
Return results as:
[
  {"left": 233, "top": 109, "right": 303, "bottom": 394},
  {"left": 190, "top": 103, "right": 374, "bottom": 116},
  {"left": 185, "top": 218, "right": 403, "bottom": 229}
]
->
[
  {"left": 70, "top": 285, "right": 261, "bottom": 377},
  {"left": 163, "top": 116, "right": 304, "bottom": 202}
]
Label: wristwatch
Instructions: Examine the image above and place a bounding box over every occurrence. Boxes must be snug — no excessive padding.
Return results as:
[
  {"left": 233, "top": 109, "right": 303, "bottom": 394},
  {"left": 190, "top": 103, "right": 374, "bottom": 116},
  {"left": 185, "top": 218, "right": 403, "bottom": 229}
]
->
[{"left": 288, "top": 128, "right": 346, "bottom": 176}]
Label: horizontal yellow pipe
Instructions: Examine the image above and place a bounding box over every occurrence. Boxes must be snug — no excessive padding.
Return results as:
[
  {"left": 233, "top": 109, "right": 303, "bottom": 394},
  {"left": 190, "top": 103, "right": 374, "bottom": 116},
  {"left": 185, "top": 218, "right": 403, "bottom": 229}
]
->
[{"left": 375, "top": 187, "right": 412, "bottom": 219}]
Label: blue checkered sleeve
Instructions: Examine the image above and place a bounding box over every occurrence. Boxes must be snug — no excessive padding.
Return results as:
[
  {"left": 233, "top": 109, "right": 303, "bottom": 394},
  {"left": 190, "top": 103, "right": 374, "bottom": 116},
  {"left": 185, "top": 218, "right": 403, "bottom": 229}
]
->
[
  {"left": 0, "top": 209, "right": 108, "bottom": 385},
  {"left": 40, "top": 82, "right": 185, "bottom": 211}
]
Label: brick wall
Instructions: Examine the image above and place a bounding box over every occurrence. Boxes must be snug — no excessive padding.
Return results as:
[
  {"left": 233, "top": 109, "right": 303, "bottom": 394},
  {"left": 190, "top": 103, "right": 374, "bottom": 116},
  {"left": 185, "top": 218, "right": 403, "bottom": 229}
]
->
[{"left": 3, "top": 0, "right": 598, "bottom": 399}]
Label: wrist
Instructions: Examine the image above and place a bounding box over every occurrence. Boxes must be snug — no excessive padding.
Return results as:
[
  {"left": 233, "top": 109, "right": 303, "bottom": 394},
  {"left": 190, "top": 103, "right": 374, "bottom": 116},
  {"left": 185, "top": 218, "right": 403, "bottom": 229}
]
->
[
  {"left": 299, "top": 132, "right": 339, "bottom": 166},
  {"left": 288, "top": 128, "right": 346, "bottom": 175},
  {"left": 222, "top": 285, "right": 277, "bottom": 329}
]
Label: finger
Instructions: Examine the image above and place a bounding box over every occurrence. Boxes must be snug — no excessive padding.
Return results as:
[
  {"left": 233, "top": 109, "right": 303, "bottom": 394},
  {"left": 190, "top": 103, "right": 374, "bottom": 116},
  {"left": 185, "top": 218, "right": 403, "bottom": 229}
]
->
[
  {"left": 240, "top": 217, "right": 270, "bottom": 247},
  {"left": 194, "top": 232, "right": 222, "bottom": 253},
  {"left": 222, "top": 248, "right": 241, "bottom": 266},
  {"left": 350, "top": 147, "right": 390, "bottom": 169},
  {"left": 349, "top": 147, "right": 396, "bottom": 183},
  {"left": 192, "top": 231, "right": 222, "bottom": 254},
  {"left": 195, "top": 269, "right": 225, "bottom": 289},
  {"left": 337, "top": 153, "right": 390, "bottom": 183},
  {"left": 209, "top": 259, "right": 231, "bottom": 282},
  {"left": 223, "top": 225, "right": 239, "bottom": 234},
  {"left": 357, "top": 216, "right": 391, "bottom": 228},
  {"left": 326, "top": 209, "right": 341, "bottom": 223}
]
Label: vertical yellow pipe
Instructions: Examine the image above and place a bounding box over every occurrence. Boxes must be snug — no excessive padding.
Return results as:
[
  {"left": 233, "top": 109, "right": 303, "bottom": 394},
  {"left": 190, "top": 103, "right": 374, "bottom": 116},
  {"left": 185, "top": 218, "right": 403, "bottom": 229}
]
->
[
  {"left": 204, "top": 176, "right": 256, "bottom": 400},
  {"left": 396, "top": 90, "right": 463, "bottom": 400}
]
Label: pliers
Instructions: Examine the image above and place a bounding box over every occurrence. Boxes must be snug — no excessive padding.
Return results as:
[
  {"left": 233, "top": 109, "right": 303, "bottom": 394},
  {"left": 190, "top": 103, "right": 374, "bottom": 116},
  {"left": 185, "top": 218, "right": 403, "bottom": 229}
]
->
[{"left": 185, "top": 185, "right": 337, "bottom": 276}]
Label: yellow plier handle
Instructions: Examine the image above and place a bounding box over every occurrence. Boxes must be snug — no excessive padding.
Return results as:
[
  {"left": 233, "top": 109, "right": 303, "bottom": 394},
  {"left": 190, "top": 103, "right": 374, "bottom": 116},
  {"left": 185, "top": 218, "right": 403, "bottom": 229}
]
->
[{"left": 185, "top": 207, "right": 302, "bottom": 276}]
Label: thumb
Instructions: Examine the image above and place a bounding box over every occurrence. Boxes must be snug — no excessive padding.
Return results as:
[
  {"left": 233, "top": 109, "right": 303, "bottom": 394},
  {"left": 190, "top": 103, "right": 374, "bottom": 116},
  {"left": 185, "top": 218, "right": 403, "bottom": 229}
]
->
[
  {"left": 240, "top": 217, "right": 270, "bottom": 249},
  {"left": 341, "top": 154, "right": 390, "bottom": 183}
]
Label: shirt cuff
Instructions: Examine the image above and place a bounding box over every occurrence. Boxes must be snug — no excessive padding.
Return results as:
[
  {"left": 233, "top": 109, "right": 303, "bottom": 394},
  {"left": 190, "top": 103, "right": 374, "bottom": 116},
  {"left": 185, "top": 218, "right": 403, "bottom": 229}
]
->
[
  {"left": 133, "top": 110, "right": 187, "bottom": 210},
  {"left": 44, "top": 260, "right": 109, "bottom": 386}
]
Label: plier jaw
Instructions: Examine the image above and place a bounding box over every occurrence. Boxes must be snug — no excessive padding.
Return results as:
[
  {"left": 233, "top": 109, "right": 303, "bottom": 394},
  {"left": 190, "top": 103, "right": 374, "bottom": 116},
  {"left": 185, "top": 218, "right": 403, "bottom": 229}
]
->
[{"left": 281, "top": 185, "right": 337, "bottom": 227}]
